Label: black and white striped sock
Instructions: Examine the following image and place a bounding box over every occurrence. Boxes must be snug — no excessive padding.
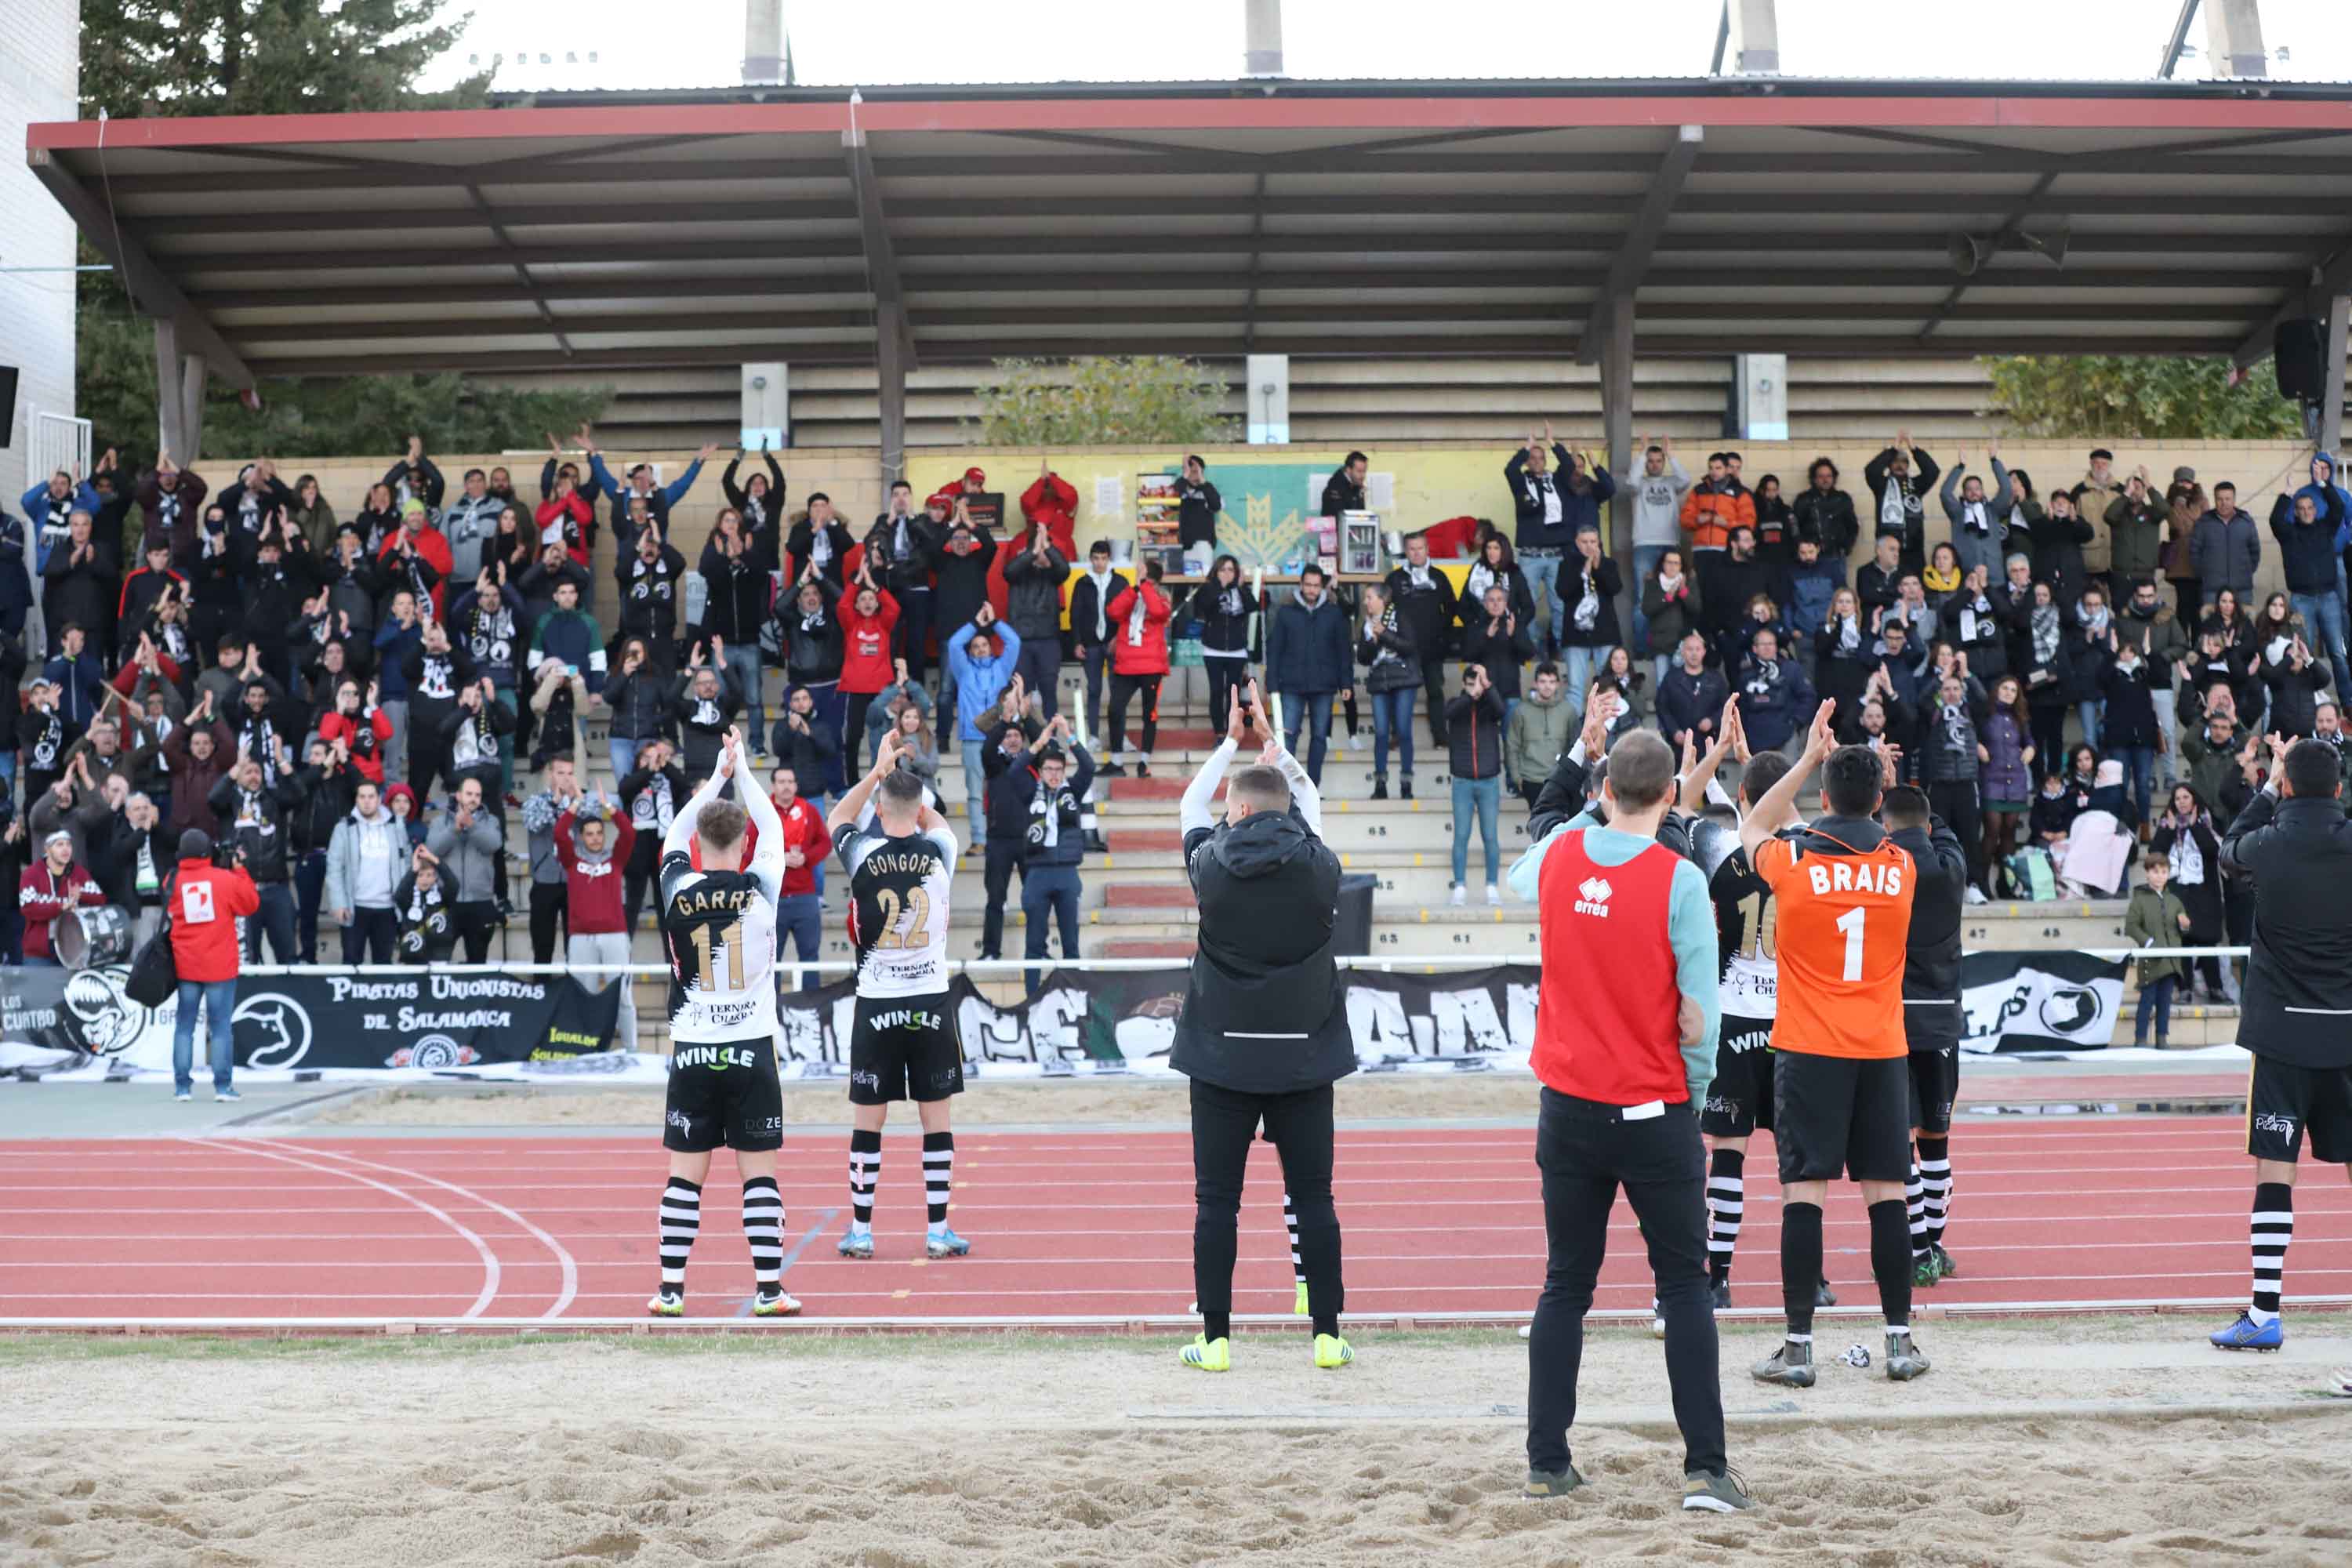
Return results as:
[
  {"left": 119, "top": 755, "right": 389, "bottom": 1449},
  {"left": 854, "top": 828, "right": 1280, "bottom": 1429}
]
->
[
  {"left": 848, "top": 1129, "right": 881, "bottom": 1230},
  {"left": 1918, "top": 1137, "right": 1953, "bottom": 1248},
  {"left": 923, "top": 1131, "right": 954, "bottom": 1229},
  {"left": 2252, "top": 1181, "right": 2292, "bottom": 1324},
  {"left": 742, "top": 1177, "right": 784, "bottom": 1287},
  {"left": 1906, "top": 1156, "right": 1929, "bottom": 1261},
  {"left": 1706, "top": 1148, "right": 1744, "bottom": 1283},
  {"left": 1284, "top": 1189, "right": 1305, "bottom": 1286},
  {"left": 658, "top": 1177, "right": 702, "bottom": 1290}
]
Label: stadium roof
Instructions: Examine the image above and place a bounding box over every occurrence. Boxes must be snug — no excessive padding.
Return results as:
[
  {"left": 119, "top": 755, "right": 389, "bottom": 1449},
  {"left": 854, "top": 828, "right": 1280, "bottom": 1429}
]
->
[{"left": 25, "top": 78, "right": 2352, "bottom": 394}]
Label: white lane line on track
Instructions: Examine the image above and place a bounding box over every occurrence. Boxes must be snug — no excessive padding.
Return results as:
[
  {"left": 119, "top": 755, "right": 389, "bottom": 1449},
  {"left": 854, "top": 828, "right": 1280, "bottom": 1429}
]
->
[
  {"left": 289, "top": 1143, "right": 578, "bottom": 1319},
  {"left": 169, "top": 1135, "right": 500, "bottom": 1319}
]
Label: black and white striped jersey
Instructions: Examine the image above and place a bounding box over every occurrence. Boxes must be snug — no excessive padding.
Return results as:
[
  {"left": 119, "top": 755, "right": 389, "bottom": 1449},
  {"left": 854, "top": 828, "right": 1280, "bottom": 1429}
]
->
[{"left": 833, "top": 822, "right": 957, "bottom": 999}]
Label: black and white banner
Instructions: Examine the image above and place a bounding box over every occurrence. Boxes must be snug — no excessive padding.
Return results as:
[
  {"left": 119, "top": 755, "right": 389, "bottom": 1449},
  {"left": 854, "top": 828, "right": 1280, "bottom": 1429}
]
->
[
  {"left": 775, "top": 964, "right": 1541, "bottom": 1077},
  {"left": 0, "top": 966, "right": 622, "bottom": 1076},
  {"left": 1958, "top": 950, "right": 2130, "bottom": 1054}
]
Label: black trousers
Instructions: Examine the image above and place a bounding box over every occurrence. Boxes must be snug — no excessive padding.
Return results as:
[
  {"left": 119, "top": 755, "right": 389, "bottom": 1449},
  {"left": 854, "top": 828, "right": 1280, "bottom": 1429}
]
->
[
  {"left": 1927, "top": 779, "right": 1984, "bottom": 888},
  {"left": 340, "top": 906, "right": 397, "bottom": 964},
  {"left": 1080, "top": 643, "right": 1112, "bottom": 739},
  {"left": 1109, "top": 673, "right": 1162, "bottom": 757},
  {"left": 1527, "top": 1087, "right": 1725, "bottom": 1479},
  {"left": 1421, "top": 658, "right": 1451, "bottom": 746},
  {"left": 1203, "top": 657, "right": 1248, "bottom": 741},
  {"left": 452, "top": 898, "right": 499, "bottom": 964},
  {"left": 980, "top": 837, "right": 1024, "bottom": 959},
  {"left": 528, "top": 881, "right": 568, "bottom": 964},
  {"left": 1189, "top": 1078, "right": 1342, "bottom": 1323}
]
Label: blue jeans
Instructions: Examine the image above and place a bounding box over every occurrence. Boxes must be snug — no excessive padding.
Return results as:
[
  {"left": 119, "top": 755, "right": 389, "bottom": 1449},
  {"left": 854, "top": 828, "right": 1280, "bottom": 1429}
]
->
[
  {"left": 608, "top": 735, "right": 641, "bottom": 783},
  {"left": 1451, "top": 773, "right": 1502, "bottom": 887},
  {"left": 777, "top": 892, "right": 823, "bottom": 991},
  {"left": 1522, "top": 552, "right": 1563, "bottom": 652},
  {"left": 0, "top": 750, "right": 15, "bottom": 812},
  {"left": 2076, "top": 700, "right": 2104, "bottom": 753},
  {"left": 2111, "top": 744, "right": 2156, "bottom": 825},
  {"left": 721, "top": 643, "right": 764, "bottom": 752},
  {"left": 1370, "top": 686, "right": 1417, "bottom": 779},
  {"left": 1628, "top": 544, "right": 1669, "bottom": 655},
  {"left": 2135, "top": 975, "right": 2175, "bottom": 1044},
  {"left": 960, "top": 741, "right": 988, "bottom": 833},
  {"left": 1562, "top": 647, "right": 1611, "bottom": 713},
  {"left": 2291, "top": 590, "right": 2352, "bottom": 708},
  {"left": 1282, "top": 690, "right": 1335, "bottom": 784},
  {"left": 174, "top": 978, "right": 238, "bottom": 1094},
  {"left": 1022, "top": 863, "right": 1083, "bottom": 996}
]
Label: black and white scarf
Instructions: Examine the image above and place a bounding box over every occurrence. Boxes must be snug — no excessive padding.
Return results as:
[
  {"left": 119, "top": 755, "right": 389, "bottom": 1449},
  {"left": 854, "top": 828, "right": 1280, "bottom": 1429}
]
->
[{"left": 2031, "top": 604, "right": 2061, "bottom": 666}]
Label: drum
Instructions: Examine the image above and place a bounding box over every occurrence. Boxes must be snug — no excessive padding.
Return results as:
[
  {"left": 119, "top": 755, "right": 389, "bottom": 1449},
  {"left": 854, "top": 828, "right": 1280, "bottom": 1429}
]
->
[{"left": 57, "top": 904, "right": 135, "bottom": 971}]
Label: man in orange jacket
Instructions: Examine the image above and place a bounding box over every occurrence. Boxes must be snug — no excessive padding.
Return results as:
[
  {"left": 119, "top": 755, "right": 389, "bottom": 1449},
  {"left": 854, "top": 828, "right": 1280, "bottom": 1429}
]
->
[
  {"left": 1680, "top": 452, "right": 1759, "bottom": 617},
  {"left": 167, "top": 829, "right": 261, "bottom": 1104}
]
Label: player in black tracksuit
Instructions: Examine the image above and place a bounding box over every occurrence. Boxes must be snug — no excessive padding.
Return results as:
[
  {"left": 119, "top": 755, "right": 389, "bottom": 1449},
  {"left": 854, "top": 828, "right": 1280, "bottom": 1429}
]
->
[{"left": 1883, "top": 786, "right": 1969, "bottom": 1287}]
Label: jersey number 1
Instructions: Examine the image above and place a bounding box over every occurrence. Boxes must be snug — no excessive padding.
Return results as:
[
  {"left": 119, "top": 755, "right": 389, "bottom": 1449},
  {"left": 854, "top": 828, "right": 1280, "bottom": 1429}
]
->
[
  {"left": 689, "top": 918, "right": 746, "bottom": 989},
  {"left": 1835, "top": 906, "right": 1867, "bottom": 983}
]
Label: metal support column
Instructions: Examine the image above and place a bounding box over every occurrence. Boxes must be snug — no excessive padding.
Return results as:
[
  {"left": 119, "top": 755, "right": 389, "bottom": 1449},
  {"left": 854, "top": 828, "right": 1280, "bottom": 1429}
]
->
[
  {"left": 1601, "top": 295, "right": 1637, "bottom": 626},
  {"left": 875, "top": 315, "right": 908, "bottom": 488},
  {"left": 151, "top": 318, "right": 206, "bottom": 463},
  {"left": 2323, "top": 293, "right": 2349, "bottom": 458}
]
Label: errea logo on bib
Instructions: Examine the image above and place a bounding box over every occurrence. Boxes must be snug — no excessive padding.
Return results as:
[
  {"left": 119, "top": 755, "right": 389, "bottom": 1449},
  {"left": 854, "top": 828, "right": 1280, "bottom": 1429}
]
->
[{"left": 1574, "top": 877, "right": 1613, "bottom": 917}]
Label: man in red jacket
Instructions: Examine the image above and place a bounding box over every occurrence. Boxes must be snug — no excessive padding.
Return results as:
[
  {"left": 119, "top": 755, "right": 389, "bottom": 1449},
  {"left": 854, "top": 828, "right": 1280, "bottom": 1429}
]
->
[
  {"left": 1019, "top": 463, "right": 1079, "bottom": 561},
  {"left": 18, "top": 829, "right": 103, "bottom": 966},
  {"left": 167, "top": 829, "right": 261, "bottom": 1103},
  {"left": 554, "top": 796, "right": 637, "bottom": 1051}
]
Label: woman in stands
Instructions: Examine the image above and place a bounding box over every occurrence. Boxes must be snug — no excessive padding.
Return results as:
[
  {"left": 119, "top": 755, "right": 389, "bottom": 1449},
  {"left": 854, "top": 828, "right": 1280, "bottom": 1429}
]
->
[
  {"left": 1977, "top": 673, "right": 2035, "bottom": 891},
  {"left": 2150, "top": 782, "right": 2228, "bottom": 1003}
]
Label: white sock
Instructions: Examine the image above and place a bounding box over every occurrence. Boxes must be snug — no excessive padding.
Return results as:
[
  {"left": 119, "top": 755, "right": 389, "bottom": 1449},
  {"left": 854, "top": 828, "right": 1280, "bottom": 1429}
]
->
[
  {"left": 927, "top": 1218, "right": 948, "bottom": 1237},
  {"left": 1784, "top": 1333, "right": 1813, "bottom": 1345}
]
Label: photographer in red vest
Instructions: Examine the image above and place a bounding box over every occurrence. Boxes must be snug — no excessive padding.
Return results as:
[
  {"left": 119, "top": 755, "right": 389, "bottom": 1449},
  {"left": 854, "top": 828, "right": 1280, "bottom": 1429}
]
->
[{"left": 168, "top": 829, "right": 260, "bottom": 1104}]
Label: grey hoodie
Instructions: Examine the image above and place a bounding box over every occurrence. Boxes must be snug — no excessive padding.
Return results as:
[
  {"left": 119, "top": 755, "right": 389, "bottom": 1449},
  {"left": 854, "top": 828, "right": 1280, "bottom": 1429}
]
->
[{"left": 425, "top": 801, "right": 503, "bottom": 903}]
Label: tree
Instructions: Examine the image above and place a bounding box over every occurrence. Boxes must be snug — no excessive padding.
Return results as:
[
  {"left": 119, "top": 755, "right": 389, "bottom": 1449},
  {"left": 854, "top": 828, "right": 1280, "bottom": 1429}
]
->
[
  {"left": 971, "top": 357, "right": 1236, "bottom": 447},
  {"left": 78, "top": 306, "right": 609, "bottom": 464},
  {"left": 1980, "top": 354, "right": 2305, "bottom": 441},
  {"left": 82, "top": 0, "right": 485, "bottom": 121},
  {"left": 75, "top": 0, "right": 510, "bottom": 459}
]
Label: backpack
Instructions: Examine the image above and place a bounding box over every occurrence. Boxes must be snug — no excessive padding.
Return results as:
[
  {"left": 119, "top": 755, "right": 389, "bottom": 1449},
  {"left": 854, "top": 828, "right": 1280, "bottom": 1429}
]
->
[
  {"left": 125, "top": 870, "right": 180, "bottom": 1007},
  {"left": 2004, "top": 846, "right": 2058, "bottom": 903}
]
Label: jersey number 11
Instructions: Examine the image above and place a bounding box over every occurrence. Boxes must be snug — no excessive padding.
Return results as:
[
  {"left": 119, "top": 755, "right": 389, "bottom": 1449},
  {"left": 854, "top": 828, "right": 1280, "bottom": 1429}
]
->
[{"left": 688, "top": 918, "right": 746, "bottom": 989}]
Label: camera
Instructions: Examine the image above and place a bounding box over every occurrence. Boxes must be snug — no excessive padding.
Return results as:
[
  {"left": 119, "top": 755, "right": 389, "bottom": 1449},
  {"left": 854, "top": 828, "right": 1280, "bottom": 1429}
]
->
[{"left": 210, "top": 840, "right": 241, "bottom": 871}]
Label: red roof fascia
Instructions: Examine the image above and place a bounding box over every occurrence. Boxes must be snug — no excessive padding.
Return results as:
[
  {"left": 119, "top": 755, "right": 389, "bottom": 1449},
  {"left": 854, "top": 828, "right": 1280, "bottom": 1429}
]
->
[{"left": 26, "top": 92, "right": 2352, "bottom": 155}]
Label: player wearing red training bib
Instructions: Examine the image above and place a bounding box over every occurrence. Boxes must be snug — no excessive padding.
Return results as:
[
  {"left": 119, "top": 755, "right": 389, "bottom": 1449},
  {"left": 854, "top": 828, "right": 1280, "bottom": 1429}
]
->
[{"left": 1738, "top": 700, "right": 1931, "bottom": 1389}]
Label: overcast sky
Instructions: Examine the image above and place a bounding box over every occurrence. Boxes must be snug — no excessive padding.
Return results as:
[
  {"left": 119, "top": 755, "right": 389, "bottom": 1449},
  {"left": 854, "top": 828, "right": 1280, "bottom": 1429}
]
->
[{"left": 428, "top": 0, "right": 2352, "bottom": 92}]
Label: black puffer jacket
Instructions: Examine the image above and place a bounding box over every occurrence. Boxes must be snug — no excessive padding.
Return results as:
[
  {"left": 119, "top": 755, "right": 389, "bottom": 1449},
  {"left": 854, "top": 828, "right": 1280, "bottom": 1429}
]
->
[{"left": 1171, "top": 808, "right": 1353, "bottom": 1094}]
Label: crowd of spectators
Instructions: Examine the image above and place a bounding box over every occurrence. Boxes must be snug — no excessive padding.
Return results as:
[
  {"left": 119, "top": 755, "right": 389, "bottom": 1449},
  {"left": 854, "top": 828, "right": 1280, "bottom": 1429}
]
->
[{"left": 4, "top": 426, "right": 2341, "bottom": 975}]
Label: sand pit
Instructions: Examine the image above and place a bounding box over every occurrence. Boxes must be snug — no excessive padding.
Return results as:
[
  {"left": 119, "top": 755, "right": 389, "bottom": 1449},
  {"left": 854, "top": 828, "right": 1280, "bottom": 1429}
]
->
[
  {"left": 3, "top": 1320, "right": 2348, "bottom": 1567},
  {"left": 307, "top": 1072, "right": 1542, "bottom": 1130}
]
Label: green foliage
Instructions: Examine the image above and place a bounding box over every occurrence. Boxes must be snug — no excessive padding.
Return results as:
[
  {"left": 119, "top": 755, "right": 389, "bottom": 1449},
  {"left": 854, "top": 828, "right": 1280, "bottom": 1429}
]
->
[
  {"left": 78, "top": 299, "right": 608, "bottom": 463},
  {"left": 1980, "top": 355, "right": 2305, "bottom": 441},
  {"left": 971, "top": 357, "right": 1236, "bottom": 448},
  {"left": 81, "top": 0, "right": 488, "bottom": 119},
  {"left": 74, "top": 0, "right": 506, "bottom": 458}
]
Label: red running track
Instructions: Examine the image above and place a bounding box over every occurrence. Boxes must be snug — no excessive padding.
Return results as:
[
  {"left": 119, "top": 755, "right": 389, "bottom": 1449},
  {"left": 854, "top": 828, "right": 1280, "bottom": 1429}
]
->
[{"left": 0, "top": 1120, "right": 2347, "bottom": 1323}]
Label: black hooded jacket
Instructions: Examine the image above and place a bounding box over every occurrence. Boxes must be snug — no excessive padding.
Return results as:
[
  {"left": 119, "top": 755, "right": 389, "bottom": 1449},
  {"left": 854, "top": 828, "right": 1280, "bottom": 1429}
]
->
[
  {"left": 2220, "top": 787, "right": 2352, "bottom": 1069},
  {"left": 1172, "top": 800, "right": 1354, "bottom": 1094},
  {"left": 1889, "top": 818, "right": 1969, "bottom": 1050}
]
